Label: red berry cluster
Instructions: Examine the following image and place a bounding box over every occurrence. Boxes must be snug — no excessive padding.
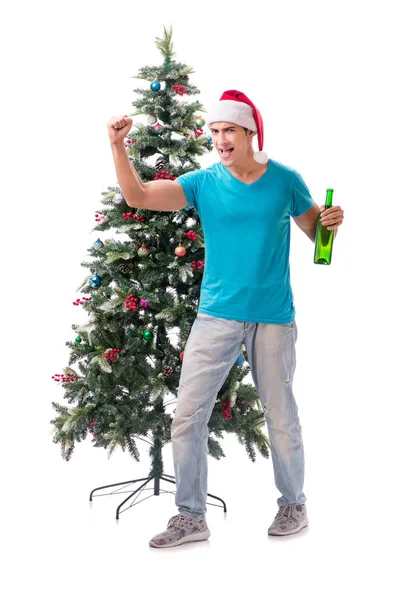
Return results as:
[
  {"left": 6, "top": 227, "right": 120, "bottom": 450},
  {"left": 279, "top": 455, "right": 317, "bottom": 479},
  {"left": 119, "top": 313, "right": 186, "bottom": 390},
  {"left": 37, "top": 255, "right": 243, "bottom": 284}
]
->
[
  {"left": 192, "top": 260, "right": 205, "bottom": 271},
  {"left": 184, "top": 230, "right": 197, "bottom": 241},
  {"left": 52, "top": 372, "right": 76, "bottom": 383},
  {"left": 95, "top": 213, "right": 106, "bottom": 223},
  {"left": 172, "top": 83, "right": 188, "bottom": 96},
  {"left": 154, "top": 170, "right": 177, "bottom": 181},
  {"left": 222, "top": 398, "right": 232, "bottom": 419},
  {"left": 194, "top": 128, "right": 204, "bottom": 139},
  {"left": 89, "top": 417, "right": 97, "bottom": 436},
  {"left": 104, "top": 348, "right": 121, "bottom": 362},
  {"left": 125, "top": 294, "right": 139, "bottom": 310},
  {"left": 122, "top": 212, "right": 145, "bottom": 222},
  {"left": 124, "top": 139, "right": 136, "bottom": 148},
  {"left": 72, "top": 297, "right": 92, "bottom": 306}
]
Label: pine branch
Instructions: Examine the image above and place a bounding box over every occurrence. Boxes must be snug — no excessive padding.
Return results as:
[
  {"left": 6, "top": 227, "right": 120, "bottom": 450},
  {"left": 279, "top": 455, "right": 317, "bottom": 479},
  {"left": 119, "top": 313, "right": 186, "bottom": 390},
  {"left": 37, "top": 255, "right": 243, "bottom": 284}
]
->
[{"left": 155, "top": 25, "right": 174, "bottom": 59}]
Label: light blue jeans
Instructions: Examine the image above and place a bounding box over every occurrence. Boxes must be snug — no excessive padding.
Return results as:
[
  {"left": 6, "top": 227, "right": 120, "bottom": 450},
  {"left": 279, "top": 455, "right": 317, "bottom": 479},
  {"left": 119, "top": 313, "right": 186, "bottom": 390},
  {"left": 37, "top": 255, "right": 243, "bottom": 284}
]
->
[{"left": 171, "top": 312, "right": 307, "bottom": 520}]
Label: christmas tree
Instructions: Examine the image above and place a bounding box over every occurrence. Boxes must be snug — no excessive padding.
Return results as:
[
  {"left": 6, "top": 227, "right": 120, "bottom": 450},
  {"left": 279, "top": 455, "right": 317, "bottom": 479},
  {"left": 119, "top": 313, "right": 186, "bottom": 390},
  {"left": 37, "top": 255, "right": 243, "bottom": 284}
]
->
[{"left": 51, "top": 26, "right": 270, "bottom": 479}]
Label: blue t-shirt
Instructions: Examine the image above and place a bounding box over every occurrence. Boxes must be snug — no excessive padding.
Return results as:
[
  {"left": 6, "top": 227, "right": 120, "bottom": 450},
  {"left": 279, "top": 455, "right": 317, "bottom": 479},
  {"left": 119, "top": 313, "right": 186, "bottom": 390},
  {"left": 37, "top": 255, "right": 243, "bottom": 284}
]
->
[{"left": 176, "top": 159, "right": 315, "bottom": 323}]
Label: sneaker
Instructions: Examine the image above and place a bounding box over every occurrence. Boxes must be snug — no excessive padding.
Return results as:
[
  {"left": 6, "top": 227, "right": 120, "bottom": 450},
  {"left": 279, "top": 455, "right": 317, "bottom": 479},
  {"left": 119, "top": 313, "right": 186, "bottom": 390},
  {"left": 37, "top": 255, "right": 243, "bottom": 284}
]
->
[
  {"left": 268, "top": 503, "right": 309, "bottom": 536},
  {"left": 149, "top": 514, "right": 211, "bottom": 548}
]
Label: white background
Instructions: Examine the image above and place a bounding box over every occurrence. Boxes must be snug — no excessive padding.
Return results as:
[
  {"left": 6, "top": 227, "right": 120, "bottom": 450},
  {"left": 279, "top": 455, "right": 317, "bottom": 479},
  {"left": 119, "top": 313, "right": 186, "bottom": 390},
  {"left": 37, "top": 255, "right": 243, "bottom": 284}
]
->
[{"left": 1, "top": 0, "right": 399, "bottom": 598}]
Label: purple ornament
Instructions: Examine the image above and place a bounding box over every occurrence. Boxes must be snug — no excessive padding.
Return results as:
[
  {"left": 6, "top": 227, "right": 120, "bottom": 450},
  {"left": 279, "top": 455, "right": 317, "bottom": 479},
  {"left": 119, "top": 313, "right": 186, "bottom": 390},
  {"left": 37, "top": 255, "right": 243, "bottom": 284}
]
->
[{"left": 140, "top": 299, "right": 149, "bottom": 309}]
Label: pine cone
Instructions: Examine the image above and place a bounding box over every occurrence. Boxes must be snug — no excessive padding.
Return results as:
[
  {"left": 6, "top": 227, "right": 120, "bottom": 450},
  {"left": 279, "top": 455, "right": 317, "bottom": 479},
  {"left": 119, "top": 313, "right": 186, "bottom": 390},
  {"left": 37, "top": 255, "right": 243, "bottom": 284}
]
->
[{"left": 162, "top": 365, "right": 173, "bottom": 378}]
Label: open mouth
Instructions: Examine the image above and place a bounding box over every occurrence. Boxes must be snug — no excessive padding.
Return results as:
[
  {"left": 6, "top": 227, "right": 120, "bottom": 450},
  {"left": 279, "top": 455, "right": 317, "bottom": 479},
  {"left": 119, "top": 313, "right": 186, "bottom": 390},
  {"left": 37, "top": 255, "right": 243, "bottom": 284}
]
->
[{"left": 220, "top": 148, "right": 234, "bottom": 159}]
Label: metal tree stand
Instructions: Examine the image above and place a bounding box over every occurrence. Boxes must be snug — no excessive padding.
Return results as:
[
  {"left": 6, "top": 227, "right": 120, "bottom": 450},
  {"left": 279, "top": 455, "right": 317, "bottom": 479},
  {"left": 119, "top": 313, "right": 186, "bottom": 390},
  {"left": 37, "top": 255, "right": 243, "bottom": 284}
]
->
[{"left": 89, "top": 442, "right": 227, "bottom": 520}]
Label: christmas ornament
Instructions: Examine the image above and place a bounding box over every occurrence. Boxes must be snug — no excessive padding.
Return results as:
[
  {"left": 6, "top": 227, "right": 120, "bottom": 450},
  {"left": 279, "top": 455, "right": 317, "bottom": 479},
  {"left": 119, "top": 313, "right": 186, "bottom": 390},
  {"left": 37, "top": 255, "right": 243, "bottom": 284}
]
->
[
  {"left": 153, "top": 123, "right": 164, "bottom": 135},
  {"left": 138, "top": 246, "right": 149, "bottom": 257},
  {"left": 175, "top": 245, "right": 186, "bottom": 257},
  {"left": 93, "top": 238, "right": 104, "bottom": 250},
  {"left": 112, "top": 192, "right": 124, "bottom": 205},
  {"left": 52, "top": 372, "right": 76, "bottom": 383},
  {"left": 162, "top": 365, "right": 173, "bottom": 378},
  {"left": 75, "top": 337, "right": 82, "bottom": 344},
  {"left": 184, "top": 230, "right": 197, "bottom": 241},
  {"left": 143, "top": 330, "right": 153, "bottom": 341},
  {"left": 195, "top": 117, "right": 205, "bottom": 128},
  {"left": 147, "top": 115, "right": 157, "bottom": 124},
  {"left": 191, "top": 260, "right": 205, "bottom": 271},
  {"left": 72, "top": 297, "right": 92, "bottom": 306},
  {"left": 207, "top": 137, "right": 212, "bottom": 143},
  {"left": 95, "top": 213, "right": 106, "bottom": 223},
  {"left": 172, "top": 83, "right": 187, "bottom": 96},
  {"left": 235, "top": 353, "right": 245, "bottom": 367},
  {"left": 90, "top": 274, "right": 102, "bottom": 288},
  {"left": 125, "top": 294, "right": 139, "bottom": 311},
  {"left": 194, "top": 127, "right": 204, "bottom": 139},
  {"left": 150, "top": 81, "right": 161, "bottom": 92},
  {"left": 180, "top": 351, "right": 184, "bottom": 361},
  {"left": 122, "top": 212, "right": 145, "bottom": 222},
  {"left": 154, "top": 170, "right": 176, "bottom": 181},
  {"left": 222, "top": 398, "right": 232, "bottom": 419},
  {"left": 140, "top": 299, "right": 149, "bottom": 309},
  {"left": 104, "top": 348, "right": 120, "bottom": 363}
]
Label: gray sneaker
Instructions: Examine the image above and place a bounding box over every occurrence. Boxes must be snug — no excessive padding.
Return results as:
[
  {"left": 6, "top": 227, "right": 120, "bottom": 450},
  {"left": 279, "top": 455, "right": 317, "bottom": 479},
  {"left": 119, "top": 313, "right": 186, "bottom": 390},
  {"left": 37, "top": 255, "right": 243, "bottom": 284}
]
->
[
  {"left": 149, "top": 514, "right": 211, "bottom": 548},
  {"left": 268, "top": 503, "right": 309, "bottom": 536}
]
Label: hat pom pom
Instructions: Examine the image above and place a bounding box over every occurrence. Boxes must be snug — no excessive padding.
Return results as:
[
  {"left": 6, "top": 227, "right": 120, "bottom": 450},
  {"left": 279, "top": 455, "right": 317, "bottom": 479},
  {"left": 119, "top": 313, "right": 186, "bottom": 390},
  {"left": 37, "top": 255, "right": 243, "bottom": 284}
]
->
[{"left": 254, "top": 151, "right": 268, "bottom": 164}]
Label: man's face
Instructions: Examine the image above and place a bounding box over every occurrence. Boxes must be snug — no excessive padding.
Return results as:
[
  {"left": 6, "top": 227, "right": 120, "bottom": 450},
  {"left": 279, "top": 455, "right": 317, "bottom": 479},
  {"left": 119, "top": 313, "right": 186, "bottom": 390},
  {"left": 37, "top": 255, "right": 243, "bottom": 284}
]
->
[{"left": 209, "top": 122, "right": 255, "bottom": 166}]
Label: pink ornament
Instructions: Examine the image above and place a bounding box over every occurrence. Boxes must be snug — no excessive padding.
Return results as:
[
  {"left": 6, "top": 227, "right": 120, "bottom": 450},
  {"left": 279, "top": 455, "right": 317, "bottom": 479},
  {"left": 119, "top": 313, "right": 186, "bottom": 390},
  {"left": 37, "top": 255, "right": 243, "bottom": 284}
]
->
[
  {"left": 175, "top": 245, "right": 186, "bottom": 257},
  {"left": 140, "top": 299, "right": 149, "bottom": 309}
]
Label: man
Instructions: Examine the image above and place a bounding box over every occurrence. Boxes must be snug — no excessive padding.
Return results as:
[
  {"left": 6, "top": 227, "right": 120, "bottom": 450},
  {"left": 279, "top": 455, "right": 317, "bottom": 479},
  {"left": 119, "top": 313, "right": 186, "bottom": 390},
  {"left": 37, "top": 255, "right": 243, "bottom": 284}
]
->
[{"left": 107, "top": 90, "right": 344, "bottom": 549}]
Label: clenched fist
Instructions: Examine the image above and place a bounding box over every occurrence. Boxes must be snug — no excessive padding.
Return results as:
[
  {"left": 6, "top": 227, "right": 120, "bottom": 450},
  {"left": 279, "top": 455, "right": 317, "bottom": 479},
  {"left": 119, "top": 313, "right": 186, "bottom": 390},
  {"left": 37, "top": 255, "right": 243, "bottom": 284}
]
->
[{"left": 107, "top": 115, "right": 132, "bottom": 144}]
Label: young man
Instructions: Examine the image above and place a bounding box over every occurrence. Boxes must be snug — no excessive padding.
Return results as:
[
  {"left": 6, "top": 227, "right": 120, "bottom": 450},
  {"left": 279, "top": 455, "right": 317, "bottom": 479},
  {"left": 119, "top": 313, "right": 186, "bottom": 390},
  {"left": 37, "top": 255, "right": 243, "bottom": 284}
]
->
[{"left": 107, "top": 90, "right": 344, "bottom": 548}]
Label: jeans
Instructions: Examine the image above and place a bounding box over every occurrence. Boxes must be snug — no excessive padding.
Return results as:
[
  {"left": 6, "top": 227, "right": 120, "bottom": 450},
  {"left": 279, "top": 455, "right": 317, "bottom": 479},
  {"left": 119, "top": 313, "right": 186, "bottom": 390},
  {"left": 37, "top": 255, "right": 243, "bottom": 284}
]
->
[{"left": 171, "top": 312, "right": 307, "bottom": 520}]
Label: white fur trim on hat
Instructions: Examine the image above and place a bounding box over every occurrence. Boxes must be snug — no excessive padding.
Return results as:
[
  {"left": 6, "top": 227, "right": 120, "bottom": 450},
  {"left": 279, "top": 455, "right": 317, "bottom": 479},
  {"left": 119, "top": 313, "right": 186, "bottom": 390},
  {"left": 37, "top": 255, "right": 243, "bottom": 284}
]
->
[{"left": 206, "top": 100, "right": 257, "bottom": 131}]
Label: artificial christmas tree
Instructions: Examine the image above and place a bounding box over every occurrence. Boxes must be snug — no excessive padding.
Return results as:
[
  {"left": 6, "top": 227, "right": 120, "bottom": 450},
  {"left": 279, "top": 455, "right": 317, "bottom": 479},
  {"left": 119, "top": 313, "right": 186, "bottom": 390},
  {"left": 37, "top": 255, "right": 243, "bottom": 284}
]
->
[{"left": 51, "top": 26, "right": 270, "bottom": 519}]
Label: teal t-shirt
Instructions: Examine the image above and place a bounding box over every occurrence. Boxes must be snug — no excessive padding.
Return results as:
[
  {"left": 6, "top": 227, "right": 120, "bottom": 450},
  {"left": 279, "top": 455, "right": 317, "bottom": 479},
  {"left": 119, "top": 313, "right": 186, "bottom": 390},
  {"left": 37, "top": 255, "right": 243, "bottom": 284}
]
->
[{"left": 176, "top": 159, "right": 315, "bottom": 323}]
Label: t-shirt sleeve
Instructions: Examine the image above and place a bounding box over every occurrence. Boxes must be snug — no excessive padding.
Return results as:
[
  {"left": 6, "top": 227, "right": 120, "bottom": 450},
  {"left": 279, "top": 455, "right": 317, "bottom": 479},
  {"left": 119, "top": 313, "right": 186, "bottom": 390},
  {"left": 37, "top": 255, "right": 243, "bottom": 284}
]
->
[
  {"left": 176, "top": 169, "right": 201, "bottom": 212},
  {"left": 290, "top": 170, "right": 315, "bottom": 217}
]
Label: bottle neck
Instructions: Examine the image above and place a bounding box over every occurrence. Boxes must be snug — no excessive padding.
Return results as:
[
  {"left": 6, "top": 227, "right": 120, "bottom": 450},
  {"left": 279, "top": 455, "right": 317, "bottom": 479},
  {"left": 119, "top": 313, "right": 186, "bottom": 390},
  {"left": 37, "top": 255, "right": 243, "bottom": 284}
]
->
[{"left": 325, "top": 189, "right": 333, "bottom": 208}]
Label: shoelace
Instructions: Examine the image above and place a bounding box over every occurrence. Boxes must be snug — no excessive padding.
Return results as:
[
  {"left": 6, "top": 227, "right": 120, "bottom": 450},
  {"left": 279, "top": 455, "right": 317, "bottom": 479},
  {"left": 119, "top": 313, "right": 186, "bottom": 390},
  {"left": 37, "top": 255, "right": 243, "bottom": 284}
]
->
[
  {"left": 168, "top": 514, "right": 191, "bottom": 528},
  {"left": 276, "top": 505, "right": 296, "bottom": 521}
]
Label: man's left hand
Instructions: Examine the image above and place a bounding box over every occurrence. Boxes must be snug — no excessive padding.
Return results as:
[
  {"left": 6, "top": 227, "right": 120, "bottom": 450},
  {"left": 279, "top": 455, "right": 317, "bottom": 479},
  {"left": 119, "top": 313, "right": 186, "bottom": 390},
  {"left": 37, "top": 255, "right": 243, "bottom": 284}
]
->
[{"left": 320, "top": 205, "right": 344, "bottom": 237}]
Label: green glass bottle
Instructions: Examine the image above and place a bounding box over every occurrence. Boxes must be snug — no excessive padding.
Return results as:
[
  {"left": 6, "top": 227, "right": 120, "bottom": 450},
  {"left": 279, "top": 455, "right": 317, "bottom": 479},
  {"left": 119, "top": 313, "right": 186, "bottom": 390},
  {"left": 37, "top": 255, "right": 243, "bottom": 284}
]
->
[{"left": 314, "top": 188, "right": 334, "bottom": 265}]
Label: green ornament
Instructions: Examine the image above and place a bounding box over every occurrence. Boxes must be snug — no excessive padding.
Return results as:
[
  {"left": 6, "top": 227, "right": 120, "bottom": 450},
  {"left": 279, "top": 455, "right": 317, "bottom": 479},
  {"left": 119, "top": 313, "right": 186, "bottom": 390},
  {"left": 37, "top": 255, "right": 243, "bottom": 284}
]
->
[
  {"left": 143, "top": 330, "right": 153, "bottom": 341},
  {"left": 75, "top": 336, "right": 82, "bottom": 344},
  {"left": 196, "top": 117, "right": 205, "bottom": 128}
]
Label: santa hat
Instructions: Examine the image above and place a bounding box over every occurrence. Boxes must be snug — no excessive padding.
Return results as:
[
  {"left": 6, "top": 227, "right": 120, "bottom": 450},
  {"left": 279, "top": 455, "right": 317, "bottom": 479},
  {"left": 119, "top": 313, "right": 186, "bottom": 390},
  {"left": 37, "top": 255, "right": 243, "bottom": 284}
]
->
[{"left": 206, "top": 90, "right": 268, "bottom": 164}]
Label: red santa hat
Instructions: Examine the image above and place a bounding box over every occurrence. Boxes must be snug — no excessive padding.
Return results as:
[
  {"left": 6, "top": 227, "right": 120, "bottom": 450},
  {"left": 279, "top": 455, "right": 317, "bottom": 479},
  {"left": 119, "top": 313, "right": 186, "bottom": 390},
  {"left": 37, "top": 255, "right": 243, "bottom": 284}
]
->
[{"left": 206, "top": 90, "right": 268, "bottom": 164}]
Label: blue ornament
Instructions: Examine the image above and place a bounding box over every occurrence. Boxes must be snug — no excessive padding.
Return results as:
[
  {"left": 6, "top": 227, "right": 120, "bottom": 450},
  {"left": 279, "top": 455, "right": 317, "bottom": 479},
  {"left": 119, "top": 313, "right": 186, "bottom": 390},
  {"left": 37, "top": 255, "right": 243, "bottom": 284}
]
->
[
  {"left": 207, "top": 137, "right": 212, "bottom": 143},
  {"left": 235, "top": 353, "right": 245, "bottom": 367},
  {"left": 93, "top": 238, "right": 104, "bottom": 250},
  {"left": 150, "top": 81, "right": 161, "bottom": 92},
  {"left": 90, "top": 274, "right": 102, "bottom": 288}
]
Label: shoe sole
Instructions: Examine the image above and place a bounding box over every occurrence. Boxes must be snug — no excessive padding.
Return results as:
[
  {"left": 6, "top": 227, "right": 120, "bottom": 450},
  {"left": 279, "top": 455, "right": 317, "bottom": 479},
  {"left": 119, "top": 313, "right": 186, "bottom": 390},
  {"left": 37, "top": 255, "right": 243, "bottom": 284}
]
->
[
  {"left": 149, "top": 528, "right": 211, "bottom": 548},
  {"left": 268, "top": 519, "right": 309, "bottom": 536}
]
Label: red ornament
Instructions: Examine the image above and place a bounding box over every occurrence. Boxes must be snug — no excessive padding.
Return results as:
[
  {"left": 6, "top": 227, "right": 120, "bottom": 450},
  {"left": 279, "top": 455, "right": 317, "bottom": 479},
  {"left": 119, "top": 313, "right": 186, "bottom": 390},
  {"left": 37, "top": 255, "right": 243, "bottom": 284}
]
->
[
  {"left": 122, "top": 212, "right": 145, "bottom": 222},
  {"left": 221, "top": 398, "right": 232, "bottom": 419},
  {"left": 194, "top": 127, "right": 204, "bottom": 139},
  {"left": 191, "top": 260, "right": 205, "bottom": 271},
  {"left": 172, "top": 83, "right": 188, "bottom": 96},
  {"left": 180, "top": 351, "right": 185, "bottom": 361},
  {"left": 72, "top": 296, "right": 92, "bottom": 306},
  {"left": 52, "top": 372, "right": 76, "bottom": 383},
  {"left": 104, "top": 348, "right": 121, "bottom": 363},
  {"left": 184, "top": 230, "right": 197, "bottom": 241},
  {"left": 175, "top": 245, "right": 187, "bottom": 257},
  {"left": 125, "top": 294, "right": 139, "bottom": 311},
  {"left": 154, "top": 170, "right": 177, "bottom": 181}
]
